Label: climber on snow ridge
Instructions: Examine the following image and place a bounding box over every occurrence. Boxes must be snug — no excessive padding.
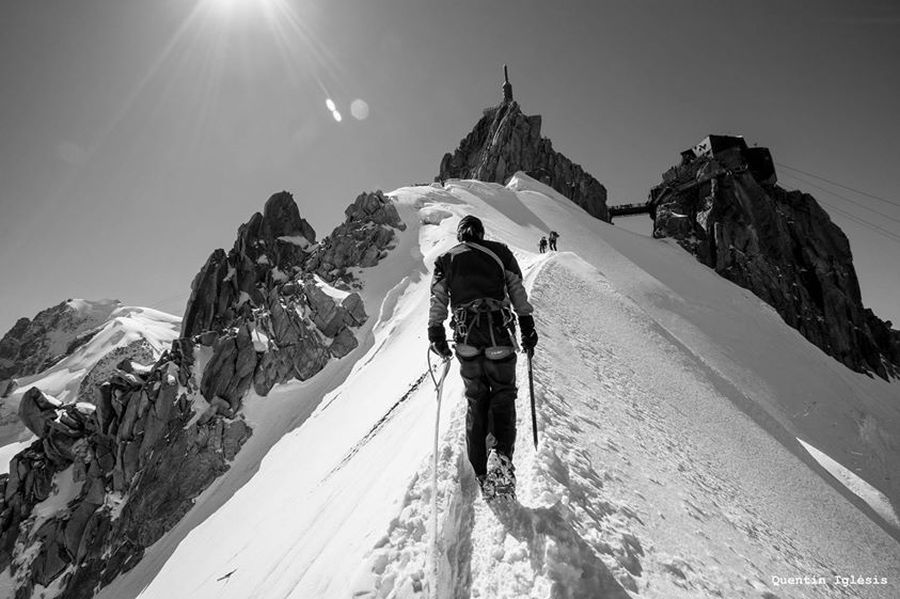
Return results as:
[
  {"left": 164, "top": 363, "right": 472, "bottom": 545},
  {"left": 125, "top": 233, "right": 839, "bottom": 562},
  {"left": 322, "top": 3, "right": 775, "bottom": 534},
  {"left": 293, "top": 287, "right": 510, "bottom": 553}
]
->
[{"left": 428, "top": 215, "right": 538, "bottom": 501}]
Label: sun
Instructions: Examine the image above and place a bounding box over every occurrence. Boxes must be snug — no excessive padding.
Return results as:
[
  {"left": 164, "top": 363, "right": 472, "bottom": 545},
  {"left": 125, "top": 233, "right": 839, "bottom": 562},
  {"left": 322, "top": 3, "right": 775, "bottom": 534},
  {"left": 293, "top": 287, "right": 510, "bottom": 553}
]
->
[{"left": 207, "top": 0, "right": 273, "bottom": 18}]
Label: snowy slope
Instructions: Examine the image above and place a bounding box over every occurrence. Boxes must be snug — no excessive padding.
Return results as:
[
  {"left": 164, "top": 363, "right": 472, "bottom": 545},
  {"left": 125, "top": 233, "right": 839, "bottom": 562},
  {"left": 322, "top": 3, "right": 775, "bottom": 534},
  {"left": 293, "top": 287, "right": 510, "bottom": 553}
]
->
[
  {"left": 98, "top": 176, "right": 899, "bottom": 599},
  {"left": 38, "top": 298, "right": 123, "bottom": 362},
  {"left": 504, "top": 173, "right": 900, "bottom": 522},
  {"left": 0, "top": 306, "right": 181, "bottom": 453}
]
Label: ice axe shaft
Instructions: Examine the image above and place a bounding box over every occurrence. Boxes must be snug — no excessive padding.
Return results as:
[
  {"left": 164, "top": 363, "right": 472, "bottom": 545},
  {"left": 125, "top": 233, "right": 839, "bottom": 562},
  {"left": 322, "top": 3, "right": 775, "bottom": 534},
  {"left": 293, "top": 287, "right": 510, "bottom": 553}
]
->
[{"left": 527, "top": 349, "right": 537, "bottom": 449}]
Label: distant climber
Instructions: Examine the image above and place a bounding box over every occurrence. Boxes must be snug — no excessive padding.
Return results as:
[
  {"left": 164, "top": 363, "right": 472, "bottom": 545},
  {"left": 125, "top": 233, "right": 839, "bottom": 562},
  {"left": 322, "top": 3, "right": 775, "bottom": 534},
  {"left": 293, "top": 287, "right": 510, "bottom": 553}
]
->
[
  {"left": 539, "top": 237, "right": 548, "bottom": 254},
  {"left": 428, "top": 215, "right": 538, "bottom": 501},
  {"left": 548, "top": 231, "right": 559, "bottom": 251}
]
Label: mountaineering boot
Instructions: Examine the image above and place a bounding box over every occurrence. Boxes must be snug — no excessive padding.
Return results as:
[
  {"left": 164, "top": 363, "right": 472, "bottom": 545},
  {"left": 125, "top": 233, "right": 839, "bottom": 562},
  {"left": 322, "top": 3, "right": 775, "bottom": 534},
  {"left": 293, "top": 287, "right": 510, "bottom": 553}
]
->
[
  {"left": 483, "top": 450, "right": 516, "bottom": 502},
  {"left": 477, "top": 474, "right": 496, "bottom": 502},
  {"left": 492, "top": 452, "right": 516, "bottom": 500}
]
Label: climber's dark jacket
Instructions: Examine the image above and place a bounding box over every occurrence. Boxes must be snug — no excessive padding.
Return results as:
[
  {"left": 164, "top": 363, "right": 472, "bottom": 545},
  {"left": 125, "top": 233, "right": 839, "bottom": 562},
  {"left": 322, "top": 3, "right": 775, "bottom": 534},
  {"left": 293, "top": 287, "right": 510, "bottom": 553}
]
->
[
  {"left": 429, "top": 240, "right": 532, "bottom": 347},
  {"left": 429, "top": 239, "right": 533, "bottom": 476}
]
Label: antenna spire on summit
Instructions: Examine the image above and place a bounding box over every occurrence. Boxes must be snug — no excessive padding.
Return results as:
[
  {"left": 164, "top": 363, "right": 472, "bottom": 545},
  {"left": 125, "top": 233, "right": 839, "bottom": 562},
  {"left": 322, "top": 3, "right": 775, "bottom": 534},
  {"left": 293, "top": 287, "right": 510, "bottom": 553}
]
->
[{"left": 502, "top": 64, "right": 513, "bottom": 103}]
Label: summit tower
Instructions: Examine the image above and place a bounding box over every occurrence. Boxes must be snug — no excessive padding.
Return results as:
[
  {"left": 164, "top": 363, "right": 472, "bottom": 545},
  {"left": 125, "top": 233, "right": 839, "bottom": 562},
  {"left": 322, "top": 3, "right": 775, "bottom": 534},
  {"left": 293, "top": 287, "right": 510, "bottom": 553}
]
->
[{"left": 438, "top": 67, "right": 609, "bottom": 221}]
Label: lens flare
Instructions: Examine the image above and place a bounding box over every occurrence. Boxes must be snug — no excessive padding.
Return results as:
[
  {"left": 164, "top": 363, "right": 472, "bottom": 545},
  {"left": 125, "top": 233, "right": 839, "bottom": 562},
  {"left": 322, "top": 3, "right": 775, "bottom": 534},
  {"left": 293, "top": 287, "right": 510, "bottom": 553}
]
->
[{"left": 350, "top": 99, "right": 369, "bottom": 120}]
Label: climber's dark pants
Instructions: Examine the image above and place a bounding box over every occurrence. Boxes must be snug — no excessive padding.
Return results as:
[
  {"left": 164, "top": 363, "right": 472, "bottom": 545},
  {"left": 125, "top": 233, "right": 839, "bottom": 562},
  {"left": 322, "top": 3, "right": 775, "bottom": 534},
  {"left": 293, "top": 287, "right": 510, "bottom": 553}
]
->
[{"left": 457, "top": 352, "right": 517, "bottom": 477}]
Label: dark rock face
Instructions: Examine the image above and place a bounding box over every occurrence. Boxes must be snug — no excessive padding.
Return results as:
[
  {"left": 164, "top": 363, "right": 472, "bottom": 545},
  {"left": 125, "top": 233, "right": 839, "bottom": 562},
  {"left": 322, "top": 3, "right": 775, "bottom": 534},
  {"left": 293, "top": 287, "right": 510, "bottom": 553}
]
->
[
  {"left": 0, "top": 299, "right": 121, "bottom": 381},
  {"left": 438, "top": 101, "right": 609, "bottom": 221},
  {"left": 182, "top": 191, "right": 317, "bottom": 338},
  {"left": 306, "top": 190, "right": 406, "bottom": 284},
  {"left": 181, "top": 249, "right": 231, "bottom": 340},
  {"left": 651, "top": 140, "right": 900, "bottom": 379}
]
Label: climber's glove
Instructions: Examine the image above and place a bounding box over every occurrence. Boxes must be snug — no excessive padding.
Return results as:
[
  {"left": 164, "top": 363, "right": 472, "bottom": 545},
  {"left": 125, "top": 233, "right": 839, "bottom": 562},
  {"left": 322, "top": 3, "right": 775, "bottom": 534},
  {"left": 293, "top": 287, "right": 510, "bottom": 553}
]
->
[
  {"left": 428, "top": 325, "right": 452, "bottom": 359},
  {"left": 519, "top": 315, "right": 538, "bottom": 352}
]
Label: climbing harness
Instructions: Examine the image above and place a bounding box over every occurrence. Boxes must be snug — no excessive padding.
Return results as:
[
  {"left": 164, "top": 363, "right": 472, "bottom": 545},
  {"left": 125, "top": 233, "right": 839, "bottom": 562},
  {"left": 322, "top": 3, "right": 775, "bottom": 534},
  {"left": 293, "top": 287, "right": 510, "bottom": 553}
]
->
[{"left": 451, "top": 297, "right": 519, "bottom": 358}]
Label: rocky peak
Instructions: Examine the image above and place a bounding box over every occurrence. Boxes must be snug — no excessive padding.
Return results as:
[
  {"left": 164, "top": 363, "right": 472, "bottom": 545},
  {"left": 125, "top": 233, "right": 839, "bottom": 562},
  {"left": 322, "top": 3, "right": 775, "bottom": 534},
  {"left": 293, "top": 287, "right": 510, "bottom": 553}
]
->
[
  {"left": 263, "top": 191, "right": 317, "bottom": 241},
  {"left": 437, "top": 72, "right": 609, "bottom": 221},
  {"left": 233, "top": 191, "right": 317, "bottom": 262},
  {"left": 650, "top": 135, "right": 900, "bottom": 380},
  {"left": 182, "top": 191, "right": 316, "bottom": 338},
  {"left": 0, "top": 299, "right": 122, "bottom": 384}
]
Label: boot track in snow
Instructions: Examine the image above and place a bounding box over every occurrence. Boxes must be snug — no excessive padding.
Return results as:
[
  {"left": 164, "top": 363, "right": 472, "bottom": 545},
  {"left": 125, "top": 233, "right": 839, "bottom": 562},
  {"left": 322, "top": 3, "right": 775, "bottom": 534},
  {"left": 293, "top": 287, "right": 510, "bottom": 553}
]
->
[{"left": 354, "top": 255, "right": 641, "bottom": 599}]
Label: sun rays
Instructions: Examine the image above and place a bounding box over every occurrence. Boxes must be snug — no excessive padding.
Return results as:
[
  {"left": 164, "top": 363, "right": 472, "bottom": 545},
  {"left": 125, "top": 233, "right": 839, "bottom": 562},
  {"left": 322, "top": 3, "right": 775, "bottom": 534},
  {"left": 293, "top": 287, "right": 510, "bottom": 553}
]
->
[{"left": 90, "top": 0, "right": 364, "bottom": 164}]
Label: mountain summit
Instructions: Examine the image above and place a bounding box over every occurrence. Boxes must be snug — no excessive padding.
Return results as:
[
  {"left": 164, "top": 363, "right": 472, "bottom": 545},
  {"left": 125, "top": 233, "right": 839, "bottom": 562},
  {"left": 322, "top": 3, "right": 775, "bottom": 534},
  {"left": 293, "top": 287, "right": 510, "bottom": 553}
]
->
[{"left": 438, "top": 66, "right": 609, "bottom": 221}]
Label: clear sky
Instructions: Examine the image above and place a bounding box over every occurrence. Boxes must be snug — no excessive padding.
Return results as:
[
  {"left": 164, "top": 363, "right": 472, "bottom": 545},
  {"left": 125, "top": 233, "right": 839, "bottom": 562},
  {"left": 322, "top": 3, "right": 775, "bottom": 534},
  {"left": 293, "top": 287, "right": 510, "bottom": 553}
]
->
[{"left": 1, "top": 0, "right": 898, "bottom": 335}]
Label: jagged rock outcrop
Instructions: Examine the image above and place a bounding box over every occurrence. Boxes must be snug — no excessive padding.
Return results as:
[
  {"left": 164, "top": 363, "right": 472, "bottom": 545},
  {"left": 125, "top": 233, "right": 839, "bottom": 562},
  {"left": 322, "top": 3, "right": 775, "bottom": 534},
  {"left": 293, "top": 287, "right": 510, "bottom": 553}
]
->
[
  {"left": 0, "top": 188, "right": 405, "bottom": 597},
  {"left": 438, "top": 100, "right": 609, "bottom": 221},
  {"left": 0, "top": 299, "right": 121, "bottom": 381},
  {"left": 18, "top": 387, "right": 62, "bottom": 438},
  {"left": 181, "top": 249, "right": 230, "bottom": 341},
  {"left": 180, "top": 189, "right": 403, "bottom": 409},
  {"left": 182, "top": 191, "right": 317, "bottom": 338},
  {"left": 651, "top": 136, "right": 900, "bottom": 379},
  {"left": 77, "top": 339, "right": 156, "bottom": 405},
  {"left": 306, "top": 190, "right": 406, "bottom": 284}
]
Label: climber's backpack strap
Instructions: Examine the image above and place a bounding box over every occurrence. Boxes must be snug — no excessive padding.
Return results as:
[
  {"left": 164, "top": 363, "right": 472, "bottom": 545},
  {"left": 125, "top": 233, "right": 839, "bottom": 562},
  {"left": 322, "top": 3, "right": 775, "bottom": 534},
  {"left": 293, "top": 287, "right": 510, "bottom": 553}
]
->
[{"left": 464, "top": 242, "right": 505, "bottom": 280}]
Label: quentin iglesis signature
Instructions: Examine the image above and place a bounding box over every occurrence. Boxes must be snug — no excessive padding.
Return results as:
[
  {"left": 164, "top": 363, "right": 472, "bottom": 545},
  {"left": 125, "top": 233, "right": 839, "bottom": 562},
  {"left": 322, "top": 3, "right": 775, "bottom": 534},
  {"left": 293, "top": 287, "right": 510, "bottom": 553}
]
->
[{"left": 772, "top": 575, "right": 889, "bottom": 587}]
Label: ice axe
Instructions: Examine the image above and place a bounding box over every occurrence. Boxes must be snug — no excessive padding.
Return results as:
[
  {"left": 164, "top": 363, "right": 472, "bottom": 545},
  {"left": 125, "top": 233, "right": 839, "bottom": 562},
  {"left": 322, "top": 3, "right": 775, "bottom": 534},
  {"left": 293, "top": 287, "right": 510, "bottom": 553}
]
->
[{"left": 526, "top": 348, "right": 538, "bottom": 449}]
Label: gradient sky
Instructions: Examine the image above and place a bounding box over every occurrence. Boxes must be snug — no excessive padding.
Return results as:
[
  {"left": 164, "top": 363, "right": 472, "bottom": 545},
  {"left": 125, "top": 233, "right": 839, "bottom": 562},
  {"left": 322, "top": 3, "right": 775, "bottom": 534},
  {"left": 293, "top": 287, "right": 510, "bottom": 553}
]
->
[{"left": 1, "top": 0, "right": 898, "bottom": 335}]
